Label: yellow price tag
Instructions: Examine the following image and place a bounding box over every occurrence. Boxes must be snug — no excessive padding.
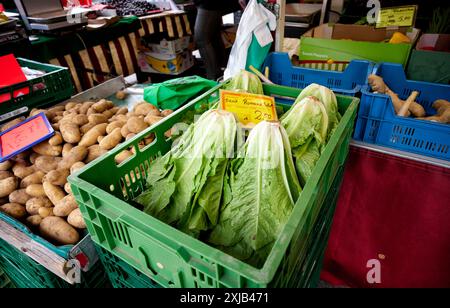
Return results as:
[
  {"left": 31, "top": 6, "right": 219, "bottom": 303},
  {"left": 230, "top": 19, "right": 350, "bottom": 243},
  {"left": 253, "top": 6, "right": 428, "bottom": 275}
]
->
[
  {"left": 376, "top": 6, "right": 417, "bottom": 28},
  {"left": 220, "top": 90, "right": 277, "bottom": 128}
]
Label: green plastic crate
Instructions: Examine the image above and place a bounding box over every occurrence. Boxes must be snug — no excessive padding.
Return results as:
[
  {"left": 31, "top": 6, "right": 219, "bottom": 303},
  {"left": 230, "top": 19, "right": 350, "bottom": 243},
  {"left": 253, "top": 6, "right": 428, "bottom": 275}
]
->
[
  {"left": 0, "top": 58, "right": 73, "bottom": 123},
  {"left": 0, "top": 237, "right": 108, "bottom": 288},
  {"left": 97, "top": 246, "right": 160, "bottom": 288},
  {"left": 69, "top": 83, "right": 359, "bottom": 288},
  {"left": 0, "top": 267, "right": 15, "bottom": 288}
]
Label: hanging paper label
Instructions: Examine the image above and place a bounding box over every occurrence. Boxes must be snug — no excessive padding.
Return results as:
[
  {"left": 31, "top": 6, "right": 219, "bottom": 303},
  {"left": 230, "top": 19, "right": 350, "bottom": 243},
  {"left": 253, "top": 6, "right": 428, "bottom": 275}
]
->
[
  {"left": 376, "top": 6, "right": 417, "bottom": 28},
  {"left": 0, "top": 113, "right": 54, "bottom": 162},
  {"left": 220, "top": 90, "right": 277, "bottom": 127}
]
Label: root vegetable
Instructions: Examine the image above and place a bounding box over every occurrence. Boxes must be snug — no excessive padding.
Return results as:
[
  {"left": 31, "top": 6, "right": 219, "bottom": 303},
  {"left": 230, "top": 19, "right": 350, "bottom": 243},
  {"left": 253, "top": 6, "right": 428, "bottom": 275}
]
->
[
  {"left": 12, "top": 163, "right": 36, "bottom": 178},
  {"left": 0, "top": 160, "right": 12, "bottom": 171},
  {"left": 64, "top": 182, "right": 72, "bottom": 194},
  {"left": 85, "top": 145, "right": 108, "bottom": 163},
  {"left": 38, "top": 207, "right": 54, "bottom": 218},
  {"left": 99, "top": 128, "right": 122, "bottom": 150},
  {"left": 26, "top": 215, "right": 42, "bottom": 227},
  {"left": 80, "top": 122, "right": 96, "bottom": 134},
  {"left": 70, "top": 162, "right": 85, "bottom": 174},
  {"left": 43, "top": 182, "right": 66, "bottom": 206},
  {"left": 58, "top": 146, "right": 88, "bottom": 169},
  {"left": 9, "top": 189, "right": 31, "bottom": 205},
  {"left": 49, "top": 132, "right": 63, "bottom": 146},
  {"left": 116, "top": 91, "right": 127, "bottom": 100},
  {"left": 79, "top": 102, "right": 95, "bottom": 114},
  {"left": 40, "top": 216, "right": 79, "bottom": 245},
  {"left": 44, "top": 169, "right": 70, "bottom": 186},
  {"left": 398, "top": 91, "right": 419, "bottom": 117},
  {"left": 0, "top": 170, "right": 13, "bottom": 180},
  {"left": 35, "top": 156, "right": 61, "bottom": 173},
  {"left": 0, "top": 177, "right": 18, "bottom": 197},
  {"left": 127, "top": 116, "right": 148, "bottom": 134},
  {"left": 54, "top": 194, "right": 78, "bottom": 217},
  {"left": 115, "top": 150, "right": 133, "bottom": 164},
  {"left": 0, "top": 203, "right": 26, "bottom": 219},
  {"left": 106, "top": 121, "right": 126, "bottom": 134},
  {"left": 88, "top": 113, "right": 108, "bottom": 125},
  {"left": 161, "top": 109, "right": 173, "bottom": 117},
  {"left": 26, "top": 184, "right": 46, "bottom": 198},
  {"left": 134, "top": 102, "right": 159, "bottom": 116},
  {"left": 79, "top": 123, "right": 108, "bottom": 147},
  {"left": 20, "top": 171, "right": 45, "bottom": 188},
  {"left": 73, "top": 114, "right": 89, "bottom": 126},
  {"left": 92, "top": 99, "right": 114, "bottom": 113},
  {"left": 32, "top": 142, "right": 62, "bottom": 157},
  {"left": 60, "top": 122, "right": 81, "bottom": 144},
  {"left": 62, "top": 143, "right": 73, "bottom": 158},
  {"left": 121, "top": 124, "right": 130, "bottom": 138},
  {"left": 1, "top": 117, "right": 24, "bottom": 132},
  {"left": 65, "top": 102, "right": 77, "bottom": 111},
  {"left": 67, "top": 209, "right": 86, "bottom": 229},
  {"left": 116, "top": 107, "right": 128, "bottom": 115}
]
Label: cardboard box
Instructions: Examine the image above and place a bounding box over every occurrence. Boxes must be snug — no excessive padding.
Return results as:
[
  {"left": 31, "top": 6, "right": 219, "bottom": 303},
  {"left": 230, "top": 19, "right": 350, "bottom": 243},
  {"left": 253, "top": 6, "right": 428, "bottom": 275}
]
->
[
  {"left": 299, "top": 24, "right": 420, "bottom": 67},
  {"left": 140, "top": 36, "right": 191, "bottom": 56},
  {"left": 138, "top": 50, "right": 194, "bottom": 75},
  {"left": 406, "top": 34, "right": 450, "bottom": 84}
]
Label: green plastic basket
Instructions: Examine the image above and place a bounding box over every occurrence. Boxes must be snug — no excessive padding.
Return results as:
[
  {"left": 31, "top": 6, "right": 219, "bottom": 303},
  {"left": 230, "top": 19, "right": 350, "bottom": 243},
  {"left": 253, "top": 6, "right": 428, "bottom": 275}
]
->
[
  {"left": 97, "top": 246, "right": 160, "bottom": 288},
  {"left": 69, "top": 83, "right": 359, "bottom": 288},
  {"left": 0, "top": 58, "right": 73, "bottom": 124},
  {"left": 0, "top": 237, "right": 108, "bottom": 288}
]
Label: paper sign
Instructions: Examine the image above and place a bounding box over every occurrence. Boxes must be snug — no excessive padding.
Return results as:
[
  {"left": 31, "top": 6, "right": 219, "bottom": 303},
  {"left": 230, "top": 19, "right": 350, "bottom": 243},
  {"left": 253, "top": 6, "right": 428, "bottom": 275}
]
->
[
  {"left": 376, "top": 6, "right": 417, "bottom": 28},
  {"left": 220, "top": 90, "right": 277, "bottom": 127},
  {"left": 0, "top": 113, "right": 54, "bottom": 161}
]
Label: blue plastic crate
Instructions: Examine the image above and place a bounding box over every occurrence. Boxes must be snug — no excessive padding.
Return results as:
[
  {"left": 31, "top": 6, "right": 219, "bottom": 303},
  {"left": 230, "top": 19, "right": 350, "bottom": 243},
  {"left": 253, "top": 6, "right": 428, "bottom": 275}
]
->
[
  {"left": 263, "top": 52, "right": 373, "bottom": 97},
  {"left": 354, "top": 62, "right": 450, "bottom": 160}
]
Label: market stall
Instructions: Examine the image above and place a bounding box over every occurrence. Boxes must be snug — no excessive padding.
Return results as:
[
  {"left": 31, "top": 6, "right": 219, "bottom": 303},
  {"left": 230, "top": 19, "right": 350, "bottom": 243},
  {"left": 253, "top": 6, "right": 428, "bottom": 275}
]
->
[{"left": 0, "top": 0, "right": 449, "bottom": 292}]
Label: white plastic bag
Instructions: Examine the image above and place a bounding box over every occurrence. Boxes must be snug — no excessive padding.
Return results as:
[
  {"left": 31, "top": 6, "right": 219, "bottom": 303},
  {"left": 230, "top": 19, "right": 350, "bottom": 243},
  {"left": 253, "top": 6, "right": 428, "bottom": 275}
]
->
[{"left": 224, "top": 0, "right": 277, "bottom": 80}]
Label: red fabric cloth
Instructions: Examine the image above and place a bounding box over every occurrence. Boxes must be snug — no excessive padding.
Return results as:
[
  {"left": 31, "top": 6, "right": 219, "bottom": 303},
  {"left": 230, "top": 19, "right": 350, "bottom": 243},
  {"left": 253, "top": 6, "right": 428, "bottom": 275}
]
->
[{"left": 321, "top": 146, "right": 450, "bottom": 288}]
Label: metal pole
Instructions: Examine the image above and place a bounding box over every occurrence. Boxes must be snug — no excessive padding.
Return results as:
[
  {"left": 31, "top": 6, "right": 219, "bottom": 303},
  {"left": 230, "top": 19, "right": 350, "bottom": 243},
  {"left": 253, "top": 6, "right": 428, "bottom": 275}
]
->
[{"left": 275, "top": 0, "right": 286, "bottom": 52}]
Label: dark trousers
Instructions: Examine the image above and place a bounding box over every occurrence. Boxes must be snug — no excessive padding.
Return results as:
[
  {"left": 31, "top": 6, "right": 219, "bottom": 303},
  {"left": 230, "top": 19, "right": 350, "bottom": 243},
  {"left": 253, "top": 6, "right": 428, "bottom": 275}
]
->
[{"left": 194, "top": 8, "right": 227, "bottom": 80}]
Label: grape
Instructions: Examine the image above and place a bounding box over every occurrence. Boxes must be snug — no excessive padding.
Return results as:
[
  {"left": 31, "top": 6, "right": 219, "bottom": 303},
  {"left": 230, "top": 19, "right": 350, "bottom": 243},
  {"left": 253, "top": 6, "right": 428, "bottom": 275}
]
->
[{"left": 100, "top": 0, "right": 158, "bottom": 16}]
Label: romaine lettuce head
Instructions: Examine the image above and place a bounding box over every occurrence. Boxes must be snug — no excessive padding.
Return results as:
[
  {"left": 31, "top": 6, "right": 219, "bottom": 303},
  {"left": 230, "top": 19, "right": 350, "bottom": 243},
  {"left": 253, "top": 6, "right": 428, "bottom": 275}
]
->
[
  {"left": 224, "top": 70, "right": 264, "bottom": 94},
  {"left": 135, "top": 109, "right": 241, "bottom": 233},
  {"left": 295, "top": 83, "right": 341, "bottom": 136},
  {"left": 209, "top": 121, "right": 302, "bottom": 267}
]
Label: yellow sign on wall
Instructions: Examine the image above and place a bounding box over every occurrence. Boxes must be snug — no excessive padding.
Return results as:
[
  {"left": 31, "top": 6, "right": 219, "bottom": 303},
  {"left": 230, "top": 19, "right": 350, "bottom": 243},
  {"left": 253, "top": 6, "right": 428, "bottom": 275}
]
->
[
  {"left": 220, "top": 90, "right": 277, "bottom": 128},
  {"left": 376, "top": 6, "right": 417, "bottom": 28}
]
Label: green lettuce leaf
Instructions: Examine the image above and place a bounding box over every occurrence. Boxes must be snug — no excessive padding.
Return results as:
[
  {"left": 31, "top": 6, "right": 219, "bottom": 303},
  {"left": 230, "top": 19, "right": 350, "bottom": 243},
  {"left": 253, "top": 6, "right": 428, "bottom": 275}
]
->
[
  {"left": 224, "top": 70, "right": 264, "bottom": 94},
  {"left": 209, "top": 121, "right": 302, "bottom": 267}
]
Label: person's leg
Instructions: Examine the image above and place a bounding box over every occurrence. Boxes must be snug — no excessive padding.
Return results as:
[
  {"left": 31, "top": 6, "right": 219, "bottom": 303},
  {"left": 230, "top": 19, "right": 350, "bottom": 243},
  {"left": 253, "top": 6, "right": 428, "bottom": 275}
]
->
[{"left": 195, "top": 8, "right": 222, "bottom": 80}]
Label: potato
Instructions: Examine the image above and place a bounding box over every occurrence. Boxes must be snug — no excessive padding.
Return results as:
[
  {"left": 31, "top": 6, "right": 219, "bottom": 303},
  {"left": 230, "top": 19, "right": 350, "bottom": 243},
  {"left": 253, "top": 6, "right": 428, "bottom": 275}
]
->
[
  {"left": 80, "top": 122, "right": 97, "bottom": 134},
  {"left": 102, "top": 109, "right": 116, "bottom": 119},
  {"left": 10, "top": 151, "right": 29, "bottom": 165},
  {"left": 72, "top": 114, "right": 88, "bottom": 126},
  {"left": 144, "top": 134, "right": 155, "bottom": 145},
  {"left": 35, "top": 156, "right": 62, "bottom": 173},
  {"left": 92, "top": 99, "right": 114, "bottom": 113},
  {"left": 9, "top": 189, "right": 31, "bottom": 205},
  {"left": 12, "top": 163, "right": 35, "bottom": 178},
  {"left": 60, "top": 122, "right": 81, "bottom": 144},
  {"left": 115, "top": 150, "right": 133, "bottom": 164},
  {"left": 26, "top": 215, "right": 42, "bottom": 227},
  {"left": 1, "top": 117, "right": 24, "bottom": 132},
  {"left": 20, "top": 171, "right": 45, "bottom": 188},
  {"left": 0, "top": 160, "right": 12, "bottom": 171},
  {"left": 67, "top": 209, "right": 86, "bottom": 229},
  {"left": 64, "top": 182, "right": 72, "bottom": 194},
  {"left": 32, "top": 142, "right": 62, "bottom": 157},
  {"left": 144, "top": 114, "right": 163, "bottom": 126},
  {"left": 120, "top": 123, "right": 131, "bottom": 138},
  {"left": 48, "top": 132, "right": 63, "bottom": 146},
  {"left": 115, "top": 114, "right": 128, "bottom": 122},
  {"left": 100, "top": 128, "right": 122, "bottom": 150},
  {"left": 79, "top": 123, "right": 108, "bottom": 147},
  {"left": 47, "top": 105, "right": 66, "bottom": 114},
  {"left": 0, "top": 170, "right": 14, "bottom": 180},
  {"left": 106, "top": 121, "right": 126, "bottom": 134},
  {"left": 0, "top": 203, "right": 26, "bottom": 219},
  {"left": 62, "top": 143, "right": 73, "bottom": 158},
  {"left": 52, "top": 123, "right": 60, "bottom": 131},
  {"left": 97, "top": 136, "right": 104, "bottom": 143},
  {"left": 86, "top": 107, "right": 96, "bottom": 116},
  {"left": 79, "top": 101, "right": 95, "bottom": 114},
  {"left": 88, "top": 113, "right": 108, "bottom": 125},
  {"left": 44, "top": 169, "right": 70, "bottom": 186},
  {"left": 86, "top": 145, "right": 108, "bottom": 163},
  {"left": 30, "top": 109, "right": 47, "bottom": 117},
  {"left": 0, "top": 177, "right": 18, "bottom": 197},
  {"left": 70, "top": 162, "right": 86, "bottom": 174},
  {"left": 134, "top": 102, "right": 159, "bottom": 116},
  {"left": 26, "top": 197, "right": 53, "bottom": 213},
  {"left": 65, "top": 102, "right": 78, "bottom": 111},
  {"left": 116, "top": 107, "right": 128, "bottom": 115},
  {"left": 29, "top": 153, "right": 40, "bottom": 164},
  {"left": 38, "top": 207, "right": 54, "bottom": 218},
  {"left": 26, "top": 184, "right": 46, "bottom": 198},
  {"left": 54, "top": 195, "right": 78, "bottom": 217},
  {"left": 127, "top": 116, "right": 148, "bottom": 134},
  {"left": 59, "top": 146, "right": 88, "bottom": 169},
  {"left": 115, "top": 91, "right": 127, "bottom": 100},
  {"left": 43, "top": 182, "right": 66, "bottom": 206},
  {"left": 161, "top": 109, "right": 174, "bottom": 117},
  {"left": 40, "top": 216, "right": 79, "bottom": 245}
]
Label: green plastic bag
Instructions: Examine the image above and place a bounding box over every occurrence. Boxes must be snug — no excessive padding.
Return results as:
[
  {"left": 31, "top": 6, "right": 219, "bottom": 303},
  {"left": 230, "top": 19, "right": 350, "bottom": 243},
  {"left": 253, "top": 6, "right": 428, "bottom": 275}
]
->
[
  {"left": 245, "top": 34, "right": 272, "bottom": 73},
  {"left": 143, "top": 76, "right": 218, "bottom": 110}
]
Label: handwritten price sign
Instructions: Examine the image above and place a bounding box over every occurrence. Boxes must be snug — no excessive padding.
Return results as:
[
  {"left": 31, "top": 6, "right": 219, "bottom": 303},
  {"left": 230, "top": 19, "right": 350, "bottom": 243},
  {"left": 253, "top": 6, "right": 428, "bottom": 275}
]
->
[
  {"left": 376, "top": 6, "right": 417, "bottom": 28},
  {"left": 220, "top": 90, "right": 277, "bottom": 128},
  {"left": 0, "top": 113, "right": 54, "bottom": 162}
]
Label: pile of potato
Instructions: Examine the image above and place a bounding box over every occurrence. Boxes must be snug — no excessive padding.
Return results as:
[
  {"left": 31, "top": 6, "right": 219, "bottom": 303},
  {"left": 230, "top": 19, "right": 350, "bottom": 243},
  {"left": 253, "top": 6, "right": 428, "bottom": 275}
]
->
[{"left": 0, "top": 98, "right": 173, "bottom": 246}]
